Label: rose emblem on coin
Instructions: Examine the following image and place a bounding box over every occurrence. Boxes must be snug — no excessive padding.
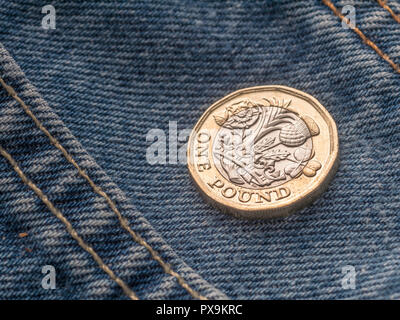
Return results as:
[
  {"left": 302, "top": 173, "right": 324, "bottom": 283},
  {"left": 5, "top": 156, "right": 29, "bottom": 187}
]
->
[{"left": 187, "top": 86, "right": 339, "bottom": 219}]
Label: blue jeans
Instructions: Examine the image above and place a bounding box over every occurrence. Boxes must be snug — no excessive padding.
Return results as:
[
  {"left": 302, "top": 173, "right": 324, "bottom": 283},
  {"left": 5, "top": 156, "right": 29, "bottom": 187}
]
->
[{"left": 0, "top": 0, "right": 399, "bottom": 299}]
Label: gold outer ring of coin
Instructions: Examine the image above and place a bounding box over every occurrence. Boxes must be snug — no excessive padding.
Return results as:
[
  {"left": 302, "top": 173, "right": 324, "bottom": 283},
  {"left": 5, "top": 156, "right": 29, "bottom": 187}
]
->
[{"left": 187, "top": 85, "right": 339, "bottom": 219}]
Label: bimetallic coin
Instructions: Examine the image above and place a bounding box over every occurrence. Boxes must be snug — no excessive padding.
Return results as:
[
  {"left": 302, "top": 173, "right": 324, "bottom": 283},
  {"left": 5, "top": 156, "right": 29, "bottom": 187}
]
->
[{"left": 187, "top": 86, "right": 339, "bottom": 219}]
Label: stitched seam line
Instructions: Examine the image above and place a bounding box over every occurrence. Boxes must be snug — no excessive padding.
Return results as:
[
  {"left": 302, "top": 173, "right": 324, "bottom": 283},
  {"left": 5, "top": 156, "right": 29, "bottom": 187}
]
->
[
  {"left": 322, "top": 0, "right": 400, "bottom": 74},
  {"left": 377, "top": 0, "right": 400, "bottom": 24},
  {"left": 0, "top": 145, "right": 138, "bottom": 300},
  {"left": 0, "top": 77, "right": 207, "bottom": 300}
]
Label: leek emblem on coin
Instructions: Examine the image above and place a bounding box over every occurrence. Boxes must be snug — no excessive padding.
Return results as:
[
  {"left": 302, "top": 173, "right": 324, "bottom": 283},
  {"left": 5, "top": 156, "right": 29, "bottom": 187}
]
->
[{"left": 187, "top": 86, "right": 339, "bottom": 219}]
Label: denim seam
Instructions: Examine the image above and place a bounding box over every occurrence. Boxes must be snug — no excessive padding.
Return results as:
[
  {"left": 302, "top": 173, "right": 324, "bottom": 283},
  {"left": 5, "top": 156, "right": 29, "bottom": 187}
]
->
[
  {"left": 322, "top": 0, "right": 400, "bottom": 74},
  {"left": 0, "top": 145, "right": 139, "bottom": 300},
  {"left": 0, "top": 77, "right": 208, "bottom": 301},
  {"left": 377, "top": 0, "right": 400, "bottom": 24}
]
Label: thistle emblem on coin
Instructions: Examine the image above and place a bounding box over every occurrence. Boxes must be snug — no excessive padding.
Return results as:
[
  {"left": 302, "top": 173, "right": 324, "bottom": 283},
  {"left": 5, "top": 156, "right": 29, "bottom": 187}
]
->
[{"left": 212, "top": 98, "right": 321, "bottom": 189}]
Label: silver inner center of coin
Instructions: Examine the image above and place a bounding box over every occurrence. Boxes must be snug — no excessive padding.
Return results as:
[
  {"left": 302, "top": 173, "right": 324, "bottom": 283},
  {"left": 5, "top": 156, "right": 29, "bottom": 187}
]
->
[{"left": 212, "top": 104, "right": 313, "bottom": 189}]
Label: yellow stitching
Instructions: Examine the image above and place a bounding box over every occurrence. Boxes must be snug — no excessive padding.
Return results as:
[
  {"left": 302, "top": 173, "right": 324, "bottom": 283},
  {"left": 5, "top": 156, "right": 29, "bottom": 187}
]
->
[
  {"left": 377, "top": 0, "right": 400, "bottom": 24},
  {"left": 322, "top": 0, "right": 400, "bottom": 74},
  {"left": 0, "top": 146, "right": 138, "bottom": 300},
  {"left": 0, "top": 77, "right": 208, "bottom": 300}
]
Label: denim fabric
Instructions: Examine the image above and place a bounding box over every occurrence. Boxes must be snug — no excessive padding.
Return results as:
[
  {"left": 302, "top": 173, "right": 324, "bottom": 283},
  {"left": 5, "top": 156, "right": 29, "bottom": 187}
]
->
[
  {"left": 1, "top": 0, "right": 400, "bottom": 299},
  {"left": 0, "top": 43, "right": 226, "bottom": 300}
]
